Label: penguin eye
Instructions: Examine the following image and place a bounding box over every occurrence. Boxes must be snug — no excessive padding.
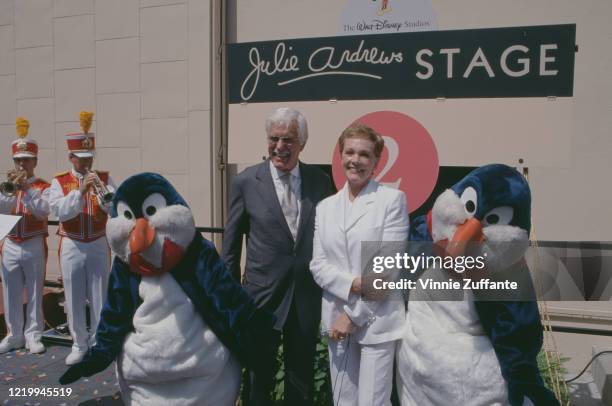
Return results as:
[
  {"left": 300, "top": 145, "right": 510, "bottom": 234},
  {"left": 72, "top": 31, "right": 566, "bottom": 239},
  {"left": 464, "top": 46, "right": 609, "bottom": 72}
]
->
[
  {"left": 142, "top": 193, "right": 167, "bottom": 220},
  {"left": 483, "top": 206, "right": 514, "bottom": 226},
  {"left": 116, "top": 201, "right": 134, "bottom": 221},
  {"left": 460, "top": 187, "right": 478, "bottom": 216}
]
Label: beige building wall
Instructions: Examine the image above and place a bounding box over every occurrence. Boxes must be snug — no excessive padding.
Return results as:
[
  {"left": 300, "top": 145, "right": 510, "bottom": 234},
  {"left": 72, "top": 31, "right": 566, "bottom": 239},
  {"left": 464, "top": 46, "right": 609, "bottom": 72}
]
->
[{"left": 0, "top": 0, "right": 217, "bottom": 279}]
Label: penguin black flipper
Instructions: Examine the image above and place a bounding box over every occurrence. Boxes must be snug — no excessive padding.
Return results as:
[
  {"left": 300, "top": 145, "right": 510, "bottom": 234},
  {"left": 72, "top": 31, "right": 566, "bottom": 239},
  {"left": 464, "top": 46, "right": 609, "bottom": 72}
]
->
[
  {"left": 474, "top": 299, "right": 560, "bottom": 406},
  {"left": 171, "top": 233, "right": 276, "bottom": 366}
]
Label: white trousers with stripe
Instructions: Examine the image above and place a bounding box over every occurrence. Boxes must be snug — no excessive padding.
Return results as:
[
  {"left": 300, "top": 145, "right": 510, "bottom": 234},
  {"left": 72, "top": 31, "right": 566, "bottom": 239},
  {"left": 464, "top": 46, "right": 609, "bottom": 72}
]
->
[
  {"left": 328, "top": 336, "right": 396, "bottom": 406},
  {"left": 1, "top": 236, "right": 46, "bottom": 343},
  {"left": 59, "top": 236, "right": 110, "bottom": 350}
]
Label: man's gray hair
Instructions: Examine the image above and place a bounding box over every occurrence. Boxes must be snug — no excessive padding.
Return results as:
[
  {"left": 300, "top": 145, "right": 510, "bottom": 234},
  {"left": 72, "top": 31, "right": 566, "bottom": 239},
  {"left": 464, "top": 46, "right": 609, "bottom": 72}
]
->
[{"left": 265, "top": 107, "right": 308, "bottom": 146}]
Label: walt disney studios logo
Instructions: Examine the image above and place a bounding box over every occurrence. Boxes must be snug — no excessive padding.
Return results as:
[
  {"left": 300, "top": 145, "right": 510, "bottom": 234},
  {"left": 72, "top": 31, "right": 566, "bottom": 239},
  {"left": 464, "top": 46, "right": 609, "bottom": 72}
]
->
[{"left": 339, "top": 0, "right": 438, "bottom": 35}]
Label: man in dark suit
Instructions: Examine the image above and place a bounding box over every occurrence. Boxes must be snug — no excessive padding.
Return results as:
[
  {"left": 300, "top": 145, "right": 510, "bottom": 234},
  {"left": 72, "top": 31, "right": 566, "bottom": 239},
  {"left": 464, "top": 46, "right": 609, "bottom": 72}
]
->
[{"left": 222, "top": 107, "right": 333, "bottom": 406}]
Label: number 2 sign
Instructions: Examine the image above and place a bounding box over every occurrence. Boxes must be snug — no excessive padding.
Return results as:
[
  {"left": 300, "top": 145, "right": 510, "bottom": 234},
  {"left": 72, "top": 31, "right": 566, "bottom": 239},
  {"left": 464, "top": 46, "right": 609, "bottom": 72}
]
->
[{"left": 331, "top": 110, "right": 439, "bottom": 213}]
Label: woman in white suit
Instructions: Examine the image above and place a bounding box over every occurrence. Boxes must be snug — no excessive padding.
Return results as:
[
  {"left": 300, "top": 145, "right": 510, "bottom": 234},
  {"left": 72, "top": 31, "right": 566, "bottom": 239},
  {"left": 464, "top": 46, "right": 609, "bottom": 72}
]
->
[{"left": 310, "top": 124, "right": 409, "bottom": 406}]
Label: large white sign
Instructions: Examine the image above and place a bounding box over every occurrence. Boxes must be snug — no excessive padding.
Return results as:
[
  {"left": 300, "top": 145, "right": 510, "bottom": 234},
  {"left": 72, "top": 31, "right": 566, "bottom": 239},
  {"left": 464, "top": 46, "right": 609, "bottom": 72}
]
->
[{"left": 339, "top": 0, "right": 438, "bottom": 36}]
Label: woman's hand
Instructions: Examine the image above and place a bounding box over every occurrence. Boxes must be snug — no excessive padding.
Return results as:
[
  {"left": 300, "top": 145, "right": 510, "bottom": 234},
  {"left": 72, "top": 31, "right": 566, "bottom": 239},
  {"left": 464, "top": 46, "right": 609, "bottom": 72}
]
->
[
  {"left": 351, "top": 277, "right": 362, "bottom": 294},
  {"left": 352, "top": 275, "right": 385, "bottom": 300},
  {"left": 330, "top": 312, "right": 354, "bottom": 341}
]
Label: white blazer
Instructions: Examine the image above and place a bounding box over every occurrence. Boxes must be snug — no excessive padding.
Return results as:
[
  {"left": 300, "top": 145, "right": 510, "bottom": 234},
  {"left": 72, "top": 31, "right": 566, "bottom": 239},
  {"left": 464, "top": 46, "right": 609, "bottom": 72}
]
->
[{"left": 310, "top": 180, "right": 409, "bottom": 345}]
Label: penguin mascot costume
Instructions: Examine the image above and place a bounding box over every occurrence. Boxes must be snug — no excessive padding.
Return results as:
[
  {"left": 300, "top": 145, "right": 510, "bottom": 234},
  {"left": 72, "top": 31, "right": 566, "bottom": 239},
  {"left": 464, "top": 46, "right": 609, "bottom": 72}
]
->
[
  {"left": 60, "top": 173, "right": 274, "bottom": 405},
  {"left": 397, "top": 164, "right": 558, "bottom": 406}
]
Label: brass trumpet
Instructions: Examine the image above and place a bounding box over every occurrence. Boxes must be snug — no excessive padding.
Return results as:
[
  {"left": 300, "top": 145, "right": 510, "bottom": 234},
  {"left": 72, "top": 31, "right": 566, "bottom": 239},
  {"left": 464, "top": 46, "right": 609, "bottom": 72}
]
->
[
  {"left": 86, "top": 168, "right": 114, "bottom": 205},
  {"left": 0, "top": 167, "right": 26, "bottom": 197}
]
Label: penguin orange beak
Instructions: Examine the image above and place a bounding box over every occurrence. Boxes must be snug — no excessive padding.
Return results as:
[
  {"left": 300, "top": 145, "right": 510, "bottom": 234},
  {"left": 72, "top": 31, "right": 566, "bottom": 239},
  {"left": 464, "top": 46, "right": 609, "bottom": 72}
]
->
[
  {"left": 129, "top": 218, "right": 156, "bottom": 255},
  {"left": 445, "top": 218, "right": 484, "bottom": 257}
]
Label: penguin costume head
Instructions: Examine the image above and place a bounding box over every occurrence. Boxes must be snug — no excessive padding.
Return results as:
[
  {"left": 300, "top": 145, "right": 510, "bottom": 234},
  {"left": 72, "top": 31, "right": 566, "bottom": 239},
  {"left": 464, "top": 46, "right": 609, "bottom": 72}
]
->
[
  {"left": 106, "top": 172, "right": 196, "bottom": 276},
  {"left": 424, "top": 164, "right": 531, "bottom": 270}
]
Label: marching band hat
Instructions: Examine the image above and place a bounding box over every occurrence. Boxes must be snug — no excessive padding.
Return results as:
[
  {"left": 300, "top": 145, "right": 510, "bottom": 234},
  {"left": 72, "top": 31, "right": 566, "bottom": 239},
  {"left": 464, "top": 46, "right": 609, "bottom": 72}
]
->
[
  {"left": 66, "top": 111, "right": 95, "bottom": 158},
  {"left": 11, "top": 117, "right": 38, "bottom": 158}
]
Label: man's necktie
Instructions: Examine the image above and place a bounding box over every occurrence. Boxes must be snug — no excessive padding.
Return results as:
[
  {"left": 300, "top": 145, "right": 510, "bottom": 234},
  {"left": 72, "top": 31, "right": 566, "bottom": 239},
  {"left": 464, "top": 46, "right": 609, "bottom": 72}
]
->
[{"left": 280, "top": 172, "right": 298, "bottom": 240}]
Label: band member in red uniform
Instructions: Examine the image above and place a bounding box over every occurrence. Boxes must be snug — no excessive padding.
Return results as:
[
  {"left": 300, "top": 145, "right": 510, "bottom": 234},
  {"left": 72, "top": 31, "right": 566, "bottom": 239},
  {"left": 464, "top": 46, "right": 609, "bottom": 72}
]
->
[
  {"left": 48, "top": 112, "right": 116, "bottom": 365},
  {"left": 0, "top": 118, "right": 50, "bottom": 354}
]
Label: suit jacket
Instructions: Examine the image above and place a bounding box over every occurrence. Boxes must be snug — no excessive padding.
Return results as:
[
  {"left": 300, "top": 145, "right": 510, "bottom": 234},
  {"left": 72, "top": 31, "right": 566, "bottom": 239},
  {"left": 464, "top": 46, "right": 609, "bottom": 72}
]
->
[
  {"left": 222, "top": 160, "right": 333, "bottom": 331},
  {"left": 310, "top": 180, "right": 409, "bottom": 345}
]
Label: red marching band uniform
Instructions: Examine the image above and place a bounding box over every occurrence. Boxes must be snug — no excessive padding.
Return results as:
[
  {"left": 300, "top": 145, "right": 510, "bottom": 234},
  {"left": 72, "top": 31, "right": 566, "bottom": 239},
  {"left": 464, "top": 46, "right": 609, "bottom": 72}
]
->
[
  {"left": 0, "top": 118, "right": 50, "bottom": 354},
  {"left": 7, "top": 178, "right": 50, "bottom": 242},
  {"left": 48, "top": 111, "right": 115, "bottom": 365},
  {"left": 54, "top": 170, "right": 109, "bottom": 242}
]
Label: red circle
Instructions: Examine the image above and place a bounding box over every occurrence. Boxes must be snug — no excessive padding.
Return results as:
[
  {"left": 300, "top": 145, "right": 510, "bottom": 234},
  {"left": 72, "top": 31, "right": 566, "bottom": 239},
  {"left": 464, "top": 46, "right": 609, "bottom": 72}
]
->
[{"left": 331, "top": 111, "right": 439, "bottom": 213}]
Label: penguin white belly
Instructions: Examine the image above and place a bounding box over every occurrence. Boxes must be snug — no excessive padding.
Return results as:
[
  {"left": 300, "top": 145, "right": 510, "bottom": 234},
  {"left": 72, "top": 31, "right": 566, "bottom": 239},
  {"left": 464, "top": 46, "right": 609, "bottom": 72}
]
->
[
  {"left": 117, "top": 273, "right": 240, "bottom": 406},
  {"left": 397, "top": 286, "right": 508, "bottom": 406}
]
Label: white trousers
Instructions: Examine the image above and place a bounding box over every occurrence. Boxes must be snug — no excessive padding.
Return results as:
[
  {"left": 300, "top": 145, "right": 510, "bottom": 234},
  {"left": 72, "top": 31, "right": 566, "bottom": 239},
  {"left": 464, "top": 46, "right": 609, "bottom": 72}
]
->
[
  {"left": 328, "top": 336, "right": 396, "bottom": 406},
  {"left": 1, "top": 236, "right": 46, "bottom": 342},
  {"left": 59, "top": 236, "right": 110, "bottom": 350}
]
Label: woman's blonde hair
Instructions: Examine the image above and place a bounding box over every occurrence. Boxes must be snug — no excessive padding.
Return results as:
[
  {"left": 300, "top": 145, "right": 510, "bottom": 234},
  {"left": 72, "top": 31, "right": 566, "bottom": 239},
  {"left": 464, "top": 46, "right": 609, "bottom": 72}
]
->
[{"left": 338, "top": 123, "right": 384, "bottom": 159}]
